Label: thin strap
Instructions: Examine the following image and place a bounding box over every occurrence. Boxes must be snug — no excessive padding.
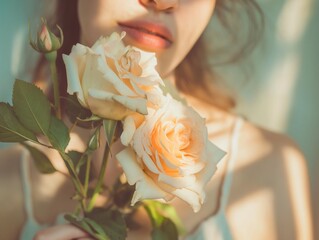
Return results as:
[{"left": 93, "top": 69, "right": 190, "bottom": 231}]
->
[
  {"left": 219, "top": 117, "right": 243, "bottom": 209},
  {"left": 20, "top": 149, "right": 36, "bottom": 221},
  {"left": 20, "top": 149, "right": 46, "bottom": 240}
]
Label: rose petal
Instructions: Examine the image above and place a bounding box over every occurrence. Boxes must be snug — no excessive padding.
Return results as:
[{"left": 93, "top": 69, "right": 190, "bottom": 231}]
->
[
  {"left": 196, "top": 141, "right": 226, "bottom": 188},
  {"left": 172, "top": 188, "right": 201, "bottom": 213},
  {"left": 93, "top": 32, "right": 127, "bottom": 59},
  {"left": 112, "top": 95, "right": 148, "bottom": 115},
  {"left": 158, "top": 173, "right": 196, "bottom": 189},
  {"left": 116, "top": 148, "right": 144, "bottom": 185},
  {"left": 132, "top": 177, "right": 167, "bottom": 205},
  {"left": 81, "top": 53, "right": 105, "bottom": 103},
  {"left": 158, "top": 152, "right": 179, "bottom": 171},
  {"left": 88, "top": 88, "right": 114, "bottom": 101},
  {"left": 62, "top": 53, "right": 87, "bottom": 107},
  {"left": 178, "top": 161, "right": 205, "bottom": 176},
  {"left": 155, "top": 151, "right": 165, "bottom": 173},
  {"left": 97, "top": 57, "right": 138, "bottom": 97},
  {"left": 116, "top": 148, "right": 167, "bottom": 205},
  {"left": 87, "top": 93, "right": 130, "bottom": 120},
  {"left": 123, "top": 73, "right": 160, "bottom": 86},
  {"left": 146, "top": 87, "right": 165, "bottom": 107},
  {"left": 136, "top": 48, "right": 157, "bottom": 70},
  {"left": 142, "top": 152, "right": 160, "bottom": 174},
  {"left": 129, "top": 79, "right": 146, "bottom": 97},
  {"left": 120, "top": 116, "right": 136, "bottom": 146}
]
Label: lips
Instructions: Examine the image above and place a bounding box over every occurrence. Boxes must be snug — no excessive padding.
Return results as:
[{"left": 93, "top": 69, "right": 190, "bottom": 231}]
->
[{"left": 118, "top": 20, "right": 173, "bottom": 50}]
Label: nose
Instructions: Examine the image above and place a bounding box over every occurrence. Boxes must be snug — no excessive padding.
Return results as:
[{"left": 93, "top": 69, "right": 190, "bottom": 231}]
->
[{"left": 139, "top": 0, "right": 179, "bottom": 11}]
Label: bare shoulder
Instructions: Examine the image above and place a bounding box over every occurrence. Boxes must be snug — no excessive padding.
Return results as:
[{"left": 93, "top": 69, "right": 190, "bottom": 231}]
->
[
  {"left": 228, "top": 119, "right": 313, "bottom": 240},
  {"left": 238, "top": 120, "right": 305, "bottom": 163},
  {"left": 0, "top": 145, "right": 26, "bottom": 239}
]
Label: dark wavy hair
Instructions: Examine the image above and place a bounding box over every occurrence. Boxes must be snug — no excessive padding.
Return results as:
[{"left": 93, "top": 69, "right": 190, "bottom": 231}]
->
[{"left": 34, "top": 0, "right": 264, "bottom": 111}]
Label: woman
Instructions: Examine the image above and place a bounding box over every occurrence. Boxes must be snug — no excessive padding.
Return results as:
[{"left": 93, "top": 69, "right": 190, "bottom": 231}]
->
[{"left": 0, "top": 0, "right": 313, "bottom": 239}]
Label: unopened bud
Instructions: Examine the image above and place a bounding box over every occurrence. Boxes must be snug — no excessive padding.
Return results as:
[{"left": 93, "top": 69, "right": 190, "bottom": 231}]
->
[{"left": 30, "top": 18, "right": 64, "bottom": 54}]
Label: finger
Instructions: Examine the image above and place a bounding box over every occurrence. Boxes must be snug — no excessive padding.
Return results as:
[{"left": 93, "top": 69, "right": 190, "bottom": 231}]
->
[{"left": 34, "top": 224, "right": 90, "bottom": 240}]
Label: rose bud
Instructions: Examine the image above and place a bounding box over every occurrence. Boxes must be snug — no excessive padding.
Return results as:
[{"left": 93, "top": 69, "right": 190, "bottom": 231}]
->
[{"left": 30, "top": 18, "right": 63, "bottom": 55}]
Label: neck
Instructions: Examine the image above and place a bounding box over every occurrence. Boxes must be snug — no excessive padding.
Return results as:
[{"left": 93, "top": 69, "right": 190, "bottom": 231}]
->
[{"left": 162, "top": 73, "right": 229, "bottom": 123}]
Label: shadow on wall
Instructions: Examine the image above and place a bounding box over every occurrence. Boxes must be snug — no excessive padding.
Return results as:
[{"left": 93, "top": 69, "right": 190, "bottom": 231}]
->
[
  {"left": 256, "top": 0, "right": 319, "bottom": 236},
  {"left": 286, "top": 1, "right": 319, "bottom": 238}
]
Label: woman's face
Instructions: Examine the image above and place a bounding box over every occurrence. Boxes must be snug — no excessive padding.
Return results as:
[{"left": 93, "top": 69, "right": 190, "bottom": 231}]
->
[{"left": 78, "top": 0, "right": 216, "bottom": 78}]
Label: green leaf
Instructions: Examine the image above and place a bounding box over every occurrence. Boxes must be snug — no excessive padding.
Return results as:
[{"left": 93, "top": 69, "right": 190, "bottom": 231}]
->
[
  {"left": 155, "top": 203, "right": 185, "bottom": 235},
  {"left": 151, "top": 218, "right": 178, "bottom": 240},
  {"left": 84, "top": 218, "right": 109, "bottom": 239},
  {"left": 65, "top": 214, "right": 107, "bottom": 240},
  {"left": 86, "top": 208, "right": 127, "bottom": 240},
  {"left": 60, "top": 151, "right": 77, "bottom": 179},
  {"left": 88, "top": 127, "right": 101, "bottom": 152},
  {"left": 13, "top": 79, "right": 51, "bottom": 135},
  {"left": 22, "top": 143, "right": 56, "bottom": 174},
  {"left": 58, "top": 152, "right": 84, "bottom": 196},
  {"left": 66, "top": 150, "right": 90, "bottom": 184},
  {"left": 144, "top": 200, "right": 185, "bottom": 236},
  {"left": 67, "top": 150, "right": 86, "bottom": 171},
  {"left": 103, "top": 119, "right": 118, "bottom": 146},
  {"left": 152, "top": 228, "right": 168, "bottom": 240},
  {"left": 67, "top": 150, "right": 82, "bottom": 166},
  {"left": 65, "top": 210, "right": 127, "bottom": 240},
  {"left": 144, "top": 201, "right": 164, "bottom": 228},
  {"left": 48, "top": 116, "right": 70, "bottom": 151},
  {"left": 0, "top": 103, "right": 38, "bottom": 142},
  {"left": 64, "top": 94, "right": 96, "bottom": 128}
]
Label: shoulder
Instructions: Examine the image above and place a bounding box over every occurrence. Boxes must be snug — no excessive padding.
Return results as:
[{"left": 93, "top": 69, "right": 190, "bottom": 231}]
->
[
  {"left": 231, "top": 119, "right": 314, "bottom": 239},
  {"left": 238, "top": 119, "right": 305, "bottom": 165},
  {"left": 235, "top": 119, "right": 310, "bottom": 198}
]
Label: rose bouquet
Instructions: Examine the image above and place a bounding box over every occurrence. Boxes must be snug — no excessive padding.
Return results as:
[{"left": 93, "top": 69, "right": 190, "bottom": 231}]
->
[{"left": 0, "top": 19, "right": 225, "bottom": 239}]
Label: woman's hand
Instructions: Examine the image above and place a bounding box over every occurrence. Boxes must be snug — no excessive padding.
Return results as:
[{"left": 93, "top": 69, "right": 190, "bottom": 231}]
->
[{"left": 34, "top": 224, "right": 93, "bottom": 240}]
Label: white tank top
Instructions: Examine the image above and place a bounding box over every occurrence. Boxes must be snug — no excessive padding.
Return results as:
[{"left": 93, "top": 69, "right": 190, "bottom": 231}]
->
[
  {"left": 186, "top": 117, "right": 243, "bottom": 240},
  {"left": 19, "top": 117, "right": 243, "bottom": 240},
  {"left": 19, "top": 150, "right": 65, "bottom": 240}
]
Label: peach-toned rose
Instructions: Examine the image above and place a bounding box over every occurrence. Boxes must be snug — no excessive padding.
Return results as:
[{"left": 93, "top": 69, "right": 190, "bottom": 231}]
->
[
  {"left": 116, "top": 96, "right": 225, "bottom": 212},
  {"left": 62, "top": 32, "right": 163, "bottom": 120}
]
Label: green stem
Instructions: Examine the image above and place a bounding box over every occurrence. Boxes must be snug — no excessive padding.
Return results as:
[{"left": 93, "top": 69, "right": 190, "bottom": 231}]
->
[
  {"left": 87, "top": 144, "right": 110, "bottom": 212},
  {"left": 60, "top": 152, "right": 85, "bottom": 196},
  {"left": 81, "top": 199, "right": 87, "bottom": 213},
  {"left": 47, "top": 51, "right": 61, "bottom": 119},
  {"left": 80, "top": 154, "right": 92, "bottom": 213},
  {"left": 84, "top": 154, "right": 91, "bottom": 196}
]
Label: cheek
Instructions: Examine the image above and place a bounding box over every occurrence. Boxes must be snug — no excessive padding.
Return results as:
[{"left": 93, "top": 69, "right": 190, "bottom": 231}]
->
[
  {"left": 176, "top": 1, "right": 215, "bottom": 52},
  {"left": 77, "top": 0, "right": 118, "bottom": 46},
  {"left": 77, "top": 0, "right": 100, "bottom": 45},
  {"left": 155, "top": 1, "right": 215, "bottom": 77}
]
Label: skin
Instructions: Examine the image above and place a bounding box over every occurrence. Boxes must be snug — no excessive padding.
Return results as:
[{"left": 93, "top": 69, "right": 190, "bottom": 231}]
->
[
  {"left": 77, "top": 0, "right": 216, "bottom": 78},
  {"left": 0, "top": 0, "right": 314, "bottom": 239}
]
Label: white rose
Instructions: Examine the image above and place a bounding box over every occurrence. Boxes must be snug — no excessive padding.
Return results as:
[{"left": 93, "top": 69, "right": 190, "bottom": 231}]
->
[
  {"left": 116, "top": 96, "right": 226, "bottom": 212},
  {"left": 62, "top": 32, "right": 164, "bottom": 120}
]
